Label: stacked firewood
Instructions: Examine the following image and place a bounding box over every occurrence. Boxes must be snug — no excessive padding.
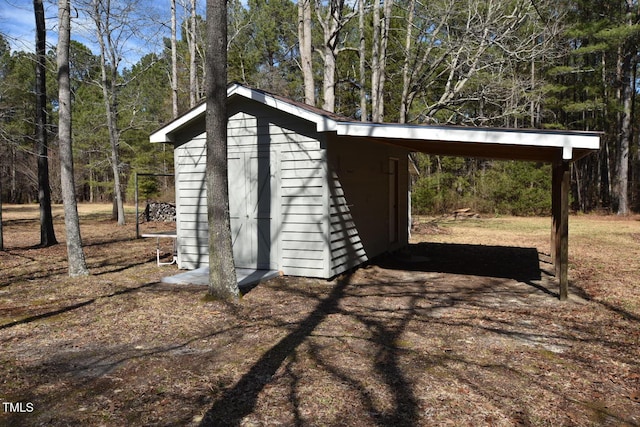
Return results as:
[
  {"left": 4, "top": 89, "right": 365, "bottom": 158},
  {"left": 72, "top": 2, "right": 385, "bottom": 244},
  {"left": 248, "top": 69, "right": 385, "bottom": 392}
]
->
[
  {"left": 143, "top": 202, "right": 176, "bottom": 222},
  {"left": 449, "top": 208, "right": 480, "bottom": 220}
]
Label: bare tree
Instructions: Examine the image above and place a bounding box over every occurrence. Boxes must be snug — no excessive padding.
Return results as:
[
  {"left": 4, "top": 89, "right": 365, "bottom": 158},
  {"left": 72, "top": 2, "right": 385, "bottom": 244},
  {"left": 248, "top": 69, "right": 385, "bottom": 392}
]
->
[
  {"left": 58, "top": 0, "right": 89, "bottom": 276},
  {"left": 91, "top": 0, "right": 126, "bottom": 225},
  {"left": 316, "top": 0, "right": 357, "bottom": 112},
  {"left": 370, "top": 0, "right": 392, "bottom": 122},
  {"left": 398, "top": 0, "right": 554, "bottom": 125},
  {"left": 298, "top": 0, "right": 315, "bottom": 105},
  {"left": 34, "top": 0, "right": 57, "bottom": 247},
  {"left": 188, "top": 0, "right": 198, "bottom": 107},
  {"left": 171, "top": 0, "right": 179, "bottom": 118},
  {"left": 206, "top": 0, "right": 238, "bottom": 300},
  {"left": 616, "top": 0, "right": 637, "bottom": 216},
  {"left": 358, "top": 0, "right": 367, "bottom": 121}
]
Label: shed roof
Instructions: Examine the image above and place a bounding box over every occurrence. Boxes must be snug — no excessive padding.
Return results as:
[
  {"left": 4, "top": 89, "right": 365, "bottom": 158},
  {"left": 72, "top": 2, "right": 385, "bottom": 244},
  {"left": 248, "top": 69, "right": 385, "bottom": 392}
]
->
[{"left": 150, "top": 83, "right": 600, "bottom": 163}]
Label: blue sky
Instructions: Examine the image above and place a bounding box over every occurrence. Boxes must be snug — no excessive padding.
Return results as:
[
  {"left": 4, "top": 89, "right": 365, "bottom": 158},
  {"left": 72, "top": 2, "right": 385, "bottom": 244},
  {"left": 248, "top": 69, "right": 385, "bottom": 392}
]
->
[
  {"left": 0, "top": 0, "right": 207, "bottom": 68},
  {"left": 0, "top": 0, "right": 41, "bottom": 53}
]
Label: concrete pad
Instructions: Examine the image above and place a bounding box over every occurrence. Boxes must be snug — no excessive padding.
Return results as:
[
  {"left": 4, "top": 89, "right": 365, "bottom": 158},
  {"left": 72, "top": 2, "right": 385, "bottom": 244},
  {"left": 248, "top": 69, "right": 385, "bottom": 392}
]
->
[{"left": 161, "top": 267, "right": 279, "bottom": 289}]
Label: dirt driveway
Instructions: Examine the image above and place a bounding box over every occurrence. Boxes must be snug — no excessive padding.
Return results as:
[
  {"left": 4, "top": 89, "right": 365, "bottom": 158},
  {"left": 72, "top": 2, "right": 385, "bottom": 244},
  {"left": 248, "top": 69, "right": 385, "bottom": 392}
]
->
[{"left": 1, "top": 206, "right": 639, "bottom": 426}]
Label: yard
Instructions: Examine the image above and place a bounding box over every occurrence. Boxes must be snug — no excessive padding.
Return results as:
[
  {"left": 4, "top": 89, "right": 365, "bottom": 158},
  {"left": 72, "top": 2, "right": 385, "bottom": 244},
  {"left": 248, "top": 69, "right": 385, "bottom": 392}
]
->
[{"left": 1, "top": 204, "right": 639, "bottom": 426}]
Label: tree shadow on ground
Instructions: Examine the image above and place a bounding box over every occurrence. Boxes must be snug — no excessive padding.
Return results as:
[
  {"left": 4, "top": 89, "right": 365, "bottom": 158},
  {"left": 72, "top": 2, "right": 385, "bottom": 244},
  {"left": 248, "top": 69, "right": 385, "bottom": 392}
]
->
[
  {"left": 197, "top": 242, "right": 588, "bottom": 426},
  {"left": 198, "top": 244, "right": 550, "bottom": 427},
  {"left": 199, "top": 274, "right": 355, "bottom": 426},
  {"left": 0, "top": 282, "right": 158, "bottom": 331}
]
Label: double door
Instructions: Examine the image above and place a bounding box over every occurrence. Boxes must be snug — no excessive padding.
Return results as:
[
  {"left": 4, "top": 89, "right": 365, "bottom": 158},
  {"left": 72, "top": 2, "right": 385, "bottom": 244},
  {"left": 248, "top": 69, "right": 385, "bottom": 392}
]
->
[{"left": 228, "top": 152, "right": 278, "bottom": 270}]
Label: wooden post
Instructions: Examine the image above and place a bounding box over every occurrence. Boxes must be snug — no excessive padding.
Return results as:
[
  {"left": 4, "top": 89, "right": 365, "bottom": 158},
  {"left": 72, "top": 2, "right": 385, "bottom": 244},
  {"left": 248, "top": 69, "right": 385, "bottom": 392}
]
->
[
  {"left": 551, "top": 162, "right": 559, "bottom": 266},
  {"left": 552, "top": 159, "right": 570, "bottom": 300}
]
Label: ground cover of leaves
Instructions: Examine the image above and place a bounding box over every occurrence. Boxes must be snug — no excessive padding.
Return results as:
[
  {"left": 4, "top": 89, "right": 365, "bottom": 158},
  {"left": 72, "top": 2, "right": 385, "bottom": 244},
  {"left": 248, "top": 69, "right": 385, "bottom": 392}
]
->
[{"left": 1, "top": 204, "right": 639, "bottom": 426}]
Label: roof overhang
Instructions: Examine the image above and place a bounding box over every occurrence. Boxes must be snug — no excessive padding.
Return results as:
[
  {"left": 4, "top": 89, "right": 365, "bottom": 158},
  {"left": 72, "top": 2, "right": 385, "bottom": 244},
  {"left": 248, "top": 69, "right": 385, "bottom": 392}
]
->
[
  {"left": 334, "top": 123, "right": 601, "bottom": 162},
  {"left": 150, "top": 84, "right": 600, "bottom": 163},
  {"left": 149, "top": 84, "right": 339, "bottom": 143}
]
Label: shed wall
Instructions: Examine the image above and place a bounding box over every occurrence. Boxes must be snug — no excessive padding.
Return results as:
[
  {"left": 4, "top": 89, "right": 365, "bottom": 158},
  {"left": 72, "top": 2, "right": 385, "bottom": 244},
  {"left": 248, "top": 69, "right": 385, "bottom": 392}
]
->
[
  {"left": 173, "top": 99, "right": 330, "bottom": 277},
  {"left": 326, "top": 136, "right": 409, "bottom": 276}
]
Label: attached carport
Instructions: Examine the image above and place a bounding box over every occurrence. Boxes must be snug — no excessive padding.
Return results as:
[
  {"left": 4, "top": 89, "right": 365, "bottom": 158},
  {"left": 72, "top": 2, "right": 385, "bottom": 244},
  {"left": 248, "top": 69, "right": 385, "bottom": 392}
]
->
[{"left": 332, "top": 122, "right": 601, "bottom": 300}]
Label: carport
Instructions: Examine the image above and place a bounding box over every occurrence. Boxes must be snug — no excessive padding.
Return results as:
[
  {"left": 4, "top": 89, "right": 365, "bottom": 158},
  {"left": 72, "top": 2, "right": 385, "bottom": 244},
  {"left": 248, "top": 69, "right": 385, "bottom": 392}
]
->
[
  {"left": 332, "top": 122, "right": 600, "bottom": 300},
  {"left": 151, "top": 84, "right": 600, "bottom": 299}
]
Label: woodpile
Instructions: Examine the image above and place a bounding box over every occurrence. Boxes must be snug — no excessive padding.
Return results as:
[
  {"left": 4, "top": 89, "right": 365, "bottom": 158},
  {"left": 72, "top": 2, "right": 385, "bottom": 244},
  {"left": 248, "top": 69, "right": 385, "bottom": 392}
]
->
[
  {"left": 142, "top": 202, "right": 176, "bottom": 222},
  {"left": 449, "top": 208, "right": 480, "bottom": 220}
]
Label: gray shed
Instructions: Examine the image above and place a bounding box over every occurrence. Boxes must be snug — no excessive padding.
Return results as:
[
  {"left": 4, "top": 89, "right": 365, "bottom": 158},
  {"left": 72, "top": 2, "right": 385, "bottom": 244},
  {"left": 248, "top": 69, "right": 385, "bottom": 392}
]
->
[
  {"left": 150, "top": 84, "right": 600, "bottom": 295},
  {"left": 150, "top": 84, "right": 410, "bottom": 278}
]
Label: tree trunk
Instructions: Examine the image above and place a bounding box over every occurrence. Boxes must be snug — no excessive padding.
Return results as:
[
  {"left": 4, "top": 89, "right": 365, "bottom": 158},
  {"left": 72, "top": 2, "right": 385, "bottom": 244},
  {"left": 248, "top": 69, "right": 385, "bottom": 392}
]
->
[
  {"left": 171, "top": 0, "right": 179, "bottom": 118},
  {"left": 321, "top": 41, "right": 336, "bottom": 112},
  {"left": 10, "top": 146, "right": 17, "bottom": 203},
  {"left": 618, "top": 49, "right": 632, "bottom": 215},
  {"left": 617, "top": 0, "right": 635, "bottom": 215},
  {"left": 189, "top": 0, "right": 198, "bottom": 108},
  {"left": 0, "top": 175, "right": 3, "bottom": 251},
  {"left": 399, "top": 0, "right": 415, "bottom": 124},
  {"left": 206, "top": 0, "right": 238, "bottom": 300},
  {"left": 57, "top": 0, "right": 89, "bottom": 276},
  {"left": 298, "top": 0, "right": 315, "bottom": 106},
  {"left": 34, "top": 0, "right": 57, "bottom": 247},
  {"left": 317, "top": 0, "right": 355, "bottom": 113},
  {"left": 93, "top": 0, "right": 125, "bottom": 225},
  {"left": 370, "top": 0, "right": 380, "bottom": 120},
  {"left": 376, "top": 0, "right": 393, "bottom": 121},
  {"left": 358, "top": 0, "right": 367, "bottom": 121}
]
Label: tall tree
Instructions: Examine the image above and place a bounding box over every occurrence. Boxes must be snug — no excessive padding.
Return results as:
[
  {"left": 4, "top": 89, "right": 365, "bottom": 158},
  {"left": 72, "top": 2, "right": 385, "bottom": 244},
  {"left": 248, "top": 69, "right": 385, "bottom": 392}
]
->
[
  {"left": 58, "top": 0, "right": 89, "bottom": 276},
  {"left": 171, "top": 0, "right": 179, "bottom": 118},
  {"left": 34, "top": 0, "right": 58, "bottom": 247},
  {"left": 370, "top": 0, "right": 393, "bottom": 122},
  {"left": 188, "top": 0, "right": 198, "bottom": 107},
  {"left": 90, "top": 0, "right": 127, "bottom": 225},
  {"left": 358, "top": 0, "right": 367, "bottom": 121},
  {"left": 298, "top": 0, "right": 315, "bottom": 105},
  {"left": 615, "top": 0, "right": 637, "bottom": 215},
  {"left": 206, "top": 0, "right": 239, "bottom": 299},
  {"left": 317, "top": 0, "right": 357, "bottom": 112}
]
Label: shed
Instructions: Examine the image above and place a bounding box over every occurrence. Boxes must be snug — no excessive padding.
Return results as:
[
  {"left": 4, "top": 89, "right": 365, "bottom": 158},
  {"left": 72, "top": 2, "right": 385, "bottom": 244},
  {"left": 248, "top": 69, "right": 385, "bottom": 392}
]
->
[
  {"left": 150, "top": 84, "right": 600, "bottom": 297},
  {"left": 151, "top": 84, "right": 410, "bottom": 279}
]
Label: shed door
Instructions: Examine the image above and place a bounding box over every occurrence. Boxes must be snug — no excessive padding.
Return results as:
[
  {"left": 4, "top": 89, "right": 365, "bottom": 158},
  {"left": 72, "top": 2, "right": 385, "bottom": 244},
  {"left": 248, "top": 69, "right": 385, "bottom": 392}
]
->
[{"left": 229, "top": 152, "right": 278, "bottom": 270}]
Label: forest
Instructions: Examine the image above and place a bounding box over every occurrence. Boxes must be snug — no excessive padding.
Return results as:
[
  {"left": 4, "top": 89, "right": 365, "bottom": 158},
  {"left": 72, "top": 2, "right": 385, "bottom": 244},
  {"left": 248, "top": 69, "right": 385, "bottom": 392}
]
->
[{"left": 0, "top": 0, "right": 639, "bottom": 217}]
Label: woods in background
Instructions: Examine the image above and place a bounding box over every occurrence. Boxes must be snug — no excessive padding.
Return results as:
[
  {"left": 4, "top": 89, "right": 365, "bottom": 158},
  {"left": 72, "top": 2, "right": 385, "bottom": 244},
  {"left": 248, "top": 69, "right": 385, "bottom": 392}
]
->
[{"left": 0, "top": 0, "right": 638, "bottom": 216}]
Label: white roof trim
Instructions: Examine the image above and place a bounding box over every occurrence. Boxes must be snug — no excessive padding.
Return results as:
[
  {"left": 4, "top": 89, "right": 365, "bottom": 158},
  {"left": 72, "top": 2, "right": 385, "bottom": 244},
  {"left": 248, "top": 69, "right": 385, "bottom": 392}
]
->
[
  {"left": 149, "top": 103, "right": 206, "bottom": 143},
  {"left": 150, "top": 84, "right": 338, "bottom": 143},
  {"left": 335, "top": 123, "right": 600, "bottom": 160},
  {"left": 227, "top": 84, "right": 338, "bottom": 132},
  {"left": 150, "top": 84, "right": 600, "bottom": 162}
]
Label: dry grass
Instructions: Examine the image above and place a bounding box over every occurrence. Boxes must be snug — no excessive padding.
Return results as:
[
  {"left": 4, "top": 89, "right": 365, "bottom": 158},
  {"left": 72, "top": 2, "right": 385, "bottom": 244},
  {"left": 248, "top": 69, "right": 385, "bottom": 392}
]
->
[{"left": 1, "top": 206, "right": 639, "bottom": 426}]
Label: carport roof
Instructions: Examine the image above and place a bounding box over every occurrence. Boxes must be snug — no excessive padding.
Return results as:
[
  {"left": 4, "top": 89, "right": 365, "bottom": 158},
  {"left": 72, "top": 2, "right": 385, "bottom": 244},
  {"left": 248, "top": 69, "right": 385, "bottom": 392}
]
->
[{"left": 150, "top": 83, "right": 600, "bottom": 163}]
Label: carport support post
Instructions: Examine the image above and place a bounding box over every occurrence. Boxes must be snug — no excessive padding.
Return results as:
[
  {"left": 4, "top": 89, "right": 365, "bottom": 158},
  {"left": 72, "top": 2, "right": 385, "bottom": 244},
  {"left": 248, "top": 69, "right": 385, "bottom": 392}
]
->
[{"left": 551, "top": 159, "right": 570, "bottom": 300}]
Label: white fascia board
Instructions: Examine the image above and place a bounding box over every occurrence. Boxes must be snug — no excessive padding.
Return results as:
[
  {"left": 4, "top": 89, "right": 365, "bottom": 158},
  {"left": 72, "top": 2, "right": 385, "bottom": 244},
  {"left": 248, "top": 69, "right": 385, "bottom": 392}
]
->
[
  {"left": 151, "top": 85, "right": 339, "bottom": 144},
  {"left": 149, "top": 103, "right": 206, "bottom": 143},
  {"left": 228, "top": 84, "right": 338, "bottom": 132},
  {"left": 336, "top": 123, "right": 600, "bottom": 160}
]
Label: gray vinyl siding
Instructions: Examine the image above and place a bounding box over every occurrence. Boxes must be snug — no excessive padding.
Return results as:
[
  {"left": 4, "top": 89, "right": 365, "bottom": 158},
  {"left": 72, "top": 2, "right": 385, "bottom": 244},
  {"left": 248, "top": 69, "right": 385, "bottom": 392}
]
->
[
  {"left": 174, "top": 135, "right": 208, "bottom": 269},
  {"left": 173, "top": 100, "right": 329, "bottom": 276},
  {"left": 328, "top": 169, "right": 368, "bottom": 277},
  {"left": 326, "top": 136, "right": 409, "bottom": 276},
  {"left": 280, "top": 149, "right": 327, "bottom": 277},
  {"left": 171, "top": 97, "right": 408, "bottom": 277},
  {"left": 227, "top": 104, "right": 328, "bottom": 277}
]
